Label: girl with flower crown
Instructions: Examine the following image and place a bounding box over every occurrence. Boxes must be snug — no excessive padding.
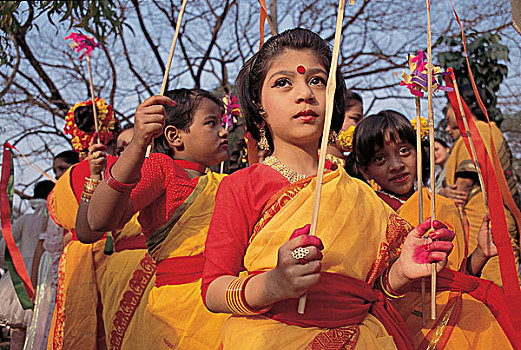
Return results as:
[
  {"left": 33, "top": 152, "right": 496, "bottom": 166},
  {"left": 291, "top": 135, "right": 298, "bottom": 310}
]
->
[
  {"left": 351, "top": 110, "right": 516, "bottom": 349},
  {"left": 201, "top": 28, "right": 457, "bottom": 349}
]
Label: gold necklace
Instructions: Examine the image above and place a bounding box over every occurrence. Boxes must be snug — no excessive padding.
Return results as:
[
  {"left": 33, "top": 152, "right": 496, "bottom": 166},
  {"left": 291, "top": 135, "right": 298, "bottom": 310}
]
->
[{"left": 263, "top": 156, "right": 307, "bottom": 184}]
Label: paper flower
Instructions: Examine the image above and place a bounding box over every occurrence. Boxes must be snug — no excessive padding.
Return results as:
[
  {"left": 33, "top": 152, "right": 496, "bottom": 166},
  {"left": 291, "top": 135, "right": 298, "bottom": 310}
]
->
[
  {"left": 65, "top": 33, "right": 100, "bottom": 60},
  {"left": 395, "top": 50, "right": 453, "bottom": 97},
  {"left": 336, "top": 125, "right": 355, "bottom": 152},
  {"left": 64, "top": 98, "right": 117, "bottom": 153},
  {"left": 221, "top": 93, "right": 241, "bottom": 128},
  {"left": 411, "top": 116, "right": 429, "bottom": 140}
]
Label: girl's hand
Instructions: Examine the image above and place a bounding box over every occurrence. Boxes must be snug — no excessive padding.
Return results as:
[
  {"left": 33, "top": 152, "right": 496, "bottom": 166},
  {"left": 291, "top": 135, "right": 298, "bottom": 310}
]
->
[
  {"left": 477, "top": 213, "right": 497, "bottom": 258},
  {"left": 133, "top": 95, "right": 175, "bottom": 149},
  {"left": 439, "top": 184, "right": 468, "bottom": 207},
  {"left": 87, "top": 134, "right": 107, "bottom": 180},
  {"left": 392, "top": 218, "right": 455, "bottom": 288},
  {"left": 265, "top": 224, "right": 324, "bottom": 301}
]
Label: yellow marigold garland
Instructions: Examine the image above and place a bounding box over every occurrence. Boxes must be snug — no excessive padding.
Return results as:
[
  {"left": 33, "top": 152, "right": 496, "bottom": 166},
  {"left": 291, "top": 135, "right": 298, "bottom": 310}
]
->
[
  {"left": 64, "top": 98, "right": 117, "bottom": 152},
  {"left": 336, "top": 125, "right": 355, "bottom": 152},
  {"left": 411, "top": 116, "right": 429, "bottom": 141}
]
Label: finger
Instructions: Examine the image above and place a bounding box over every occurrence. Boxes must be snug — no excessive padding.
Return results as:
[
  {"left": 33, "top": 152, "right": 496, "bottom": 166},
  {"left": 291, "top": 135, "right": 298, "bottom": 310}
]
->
[
  {"left": 425, "top": 240, "right": 453, "bottom": 253},
  {"left": 89, "top": 132, "right": 98, "bottom": 149},
  {"left": 429, "top": 228, "right": 455, "bottom": 241},
  {"left": 90, "top": 144, "right": 108, "bottom": 152},
  {"left": 410, "top": 217, "right": 433, "bottom": 238},
  {"left": 139, "top": 105, "right": 168, "bottom": 116},
  {"left": 288, "top": 234, "right": 323, "bottom": 251},
  {"left": 299, "top": 246, "right": 323, "bottom": 262},
  {"left": 449, "top": 184, "right": 458, "bottom": 189},
  {"left": 293, "top": 260, "right": 322, "bottom": 276},
  {"left": 426, "top": 251, "right": 448, "bottom": 263},
  {"left": 289, "top": 224, "right": 311, "bottom": 240},
  {"left": 480, "top": 212, "right": 490, "bottom": 228},
  {"left": 140, "top": 95, "right": 176, "bottom": 108}
]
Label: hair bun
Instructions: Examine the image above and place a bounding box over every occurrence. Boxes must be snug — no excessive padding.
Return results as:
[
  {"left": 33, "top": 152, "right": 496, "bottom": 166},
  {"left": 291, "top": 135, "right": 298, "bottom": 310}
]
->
[{"left": 73, "top": 105, "right": 97, "bottom": 132}]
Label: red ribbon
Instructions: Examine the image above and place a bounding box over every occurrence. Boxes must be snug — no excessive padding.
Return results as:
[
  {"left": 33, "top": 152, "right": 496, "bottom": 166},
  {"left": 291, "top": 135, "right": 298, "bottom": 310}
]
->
[
  {"left": 1, "top": 142, "right": 34, "bottom": 298},
  {"left": 445, "top": 72, "right": 521, "bottom": 335}
]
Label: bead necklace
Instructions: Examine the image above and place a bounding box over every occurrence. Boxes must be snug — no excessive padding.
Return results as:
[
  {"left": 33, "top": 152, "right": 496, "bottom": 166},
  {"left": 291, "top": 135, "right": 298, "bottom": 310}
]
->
[
  {"left": 377, "top": 190, "right": 407, "bottom": 204},
  {"left": 263, "top": 156, "right": 307, "bottom": 184}
]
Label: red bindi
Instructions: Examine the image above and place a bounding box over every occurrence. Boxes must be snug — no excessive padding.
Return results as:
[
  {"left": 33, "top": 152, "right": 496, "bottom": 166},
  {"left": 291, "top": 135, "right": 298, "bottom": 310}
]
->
[
  {"left": 385, "top": 140, "right": 391, "bottom": 145},
  {"left": 296, "top": 65, "right": 306, "bottom": 74}
]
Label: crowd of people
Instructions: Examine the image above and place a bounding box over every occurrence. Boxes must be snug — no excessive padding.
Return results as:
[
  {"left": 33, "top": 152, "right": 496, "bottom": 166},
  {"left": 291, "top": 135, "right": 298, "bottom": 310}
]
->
[{"left": 0, "top": 28, "right": 520, "bottom": 349}]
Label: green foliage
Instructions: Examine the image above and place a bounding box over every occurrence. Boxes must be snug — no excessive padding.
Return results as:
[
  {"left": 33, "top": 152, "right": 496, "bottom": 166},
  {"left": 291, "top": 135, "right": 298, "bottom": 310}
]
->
[
  {"left": 0, "top": 0, "right": 123, "bottom": 66},
  {"left": 436, "top": 32, "right": 509, "bottom": 124}
]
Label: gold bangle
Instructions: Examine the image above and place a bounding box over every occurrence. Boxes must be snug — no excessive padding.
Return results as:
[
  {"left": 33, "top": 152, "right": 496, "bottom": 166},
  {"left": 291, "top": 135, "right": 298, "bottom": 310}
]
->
[
  {"left": 378, "top": 267, "right": 406, "bottom": 299},
  {"left": 225, "top": 274, "right": 272, "bottom": 315}
]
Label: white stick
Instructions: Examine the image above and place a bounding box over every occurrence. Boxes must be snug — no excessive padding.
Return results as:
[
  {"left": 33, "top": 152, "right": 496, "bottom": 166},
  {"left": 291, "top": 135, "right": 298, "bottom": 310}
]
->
[
  {"left": 298, "top": 0, "right": 346, "bottom": 315},
  {"left": 145, "top": 0, "right": 188, "bottom": 158}
]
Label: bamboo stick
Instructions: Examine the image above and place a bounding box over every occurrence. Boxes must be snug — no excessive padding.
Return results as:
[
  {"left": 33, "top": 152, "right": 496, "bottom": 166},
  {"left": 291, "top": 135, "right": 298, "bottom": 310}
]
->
[
  {"left": 425, "top": 0, "right": 436, "bottom": 320},
  {"left": 86, "top": 56, "right": 100, "bottom": 144},
  {"left": 415, "top": 97, "right": 426, "bottom": 325},
  {"left": 297, "top": 0, "right": 346, "bottom": 315},
  {"left": 145, "top": 0, "right": 188, "bottom": 158}
]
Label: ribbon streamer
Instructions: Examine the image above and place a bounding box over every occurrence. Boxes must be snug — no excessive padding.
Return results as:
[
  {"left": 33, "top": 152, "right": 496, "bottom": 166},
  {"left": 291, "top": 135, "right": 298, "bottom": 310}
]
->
[
  {"left": 445, "top": 73, "right": 521, "bottom": 337},
  {"left": 257, "top": 0, "right": 278, "bottom": 48},
  {"left": 1, "top": 142, "right": 34, "bottom": 308}
]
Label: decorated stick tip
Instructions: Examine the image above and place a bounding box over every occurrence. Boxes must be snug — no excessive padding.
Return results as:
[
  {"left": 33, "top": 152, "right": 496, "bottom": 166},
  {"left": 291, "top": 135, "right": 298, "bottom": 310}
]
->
[{"left": 65, "top": 32, "right": 100, "bottom": 60}]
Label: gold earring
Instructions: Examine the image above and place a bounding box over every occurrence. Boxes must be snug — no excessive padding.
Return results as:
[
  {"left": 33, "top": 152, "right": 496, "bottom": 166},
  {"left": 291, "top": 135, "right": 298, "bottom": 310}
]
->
[
  {"left": 258, "top": 128, "right": 270, "bottom": 151},
  {"left": 328, "top": 130, "right": 338, "bottom": 145}
]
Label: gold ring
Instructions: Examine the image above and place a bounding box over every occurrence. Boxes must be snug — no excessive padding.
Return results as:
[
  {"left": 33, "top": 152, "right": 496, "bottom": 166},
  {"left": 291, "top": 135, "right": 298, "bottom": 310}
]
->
[{"left": 92, "top": 152, "right": 99, "bottom": 159}]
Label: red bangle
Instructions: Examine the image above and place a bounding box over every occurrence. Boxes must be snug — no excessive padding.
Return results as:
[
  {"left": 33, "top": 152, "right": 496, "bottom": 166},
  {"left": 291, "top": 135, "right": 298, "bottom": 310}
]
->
[{"left": 104, "top": 162, "right": 141, "bottom": 192}]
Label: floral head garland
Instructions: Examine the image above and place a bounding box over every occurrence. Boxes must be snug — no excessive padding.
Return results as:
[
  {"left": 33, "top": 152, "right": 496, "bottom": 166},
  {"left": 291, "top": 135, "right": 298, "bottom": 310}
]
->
[
  {"left": 221, "top": 93, "right": 241, "bottom": 128},
  {"left": 395, "top": 50, "right": 453, "bottom": 97},
  {"left": 65, "top": 33, "right": 100, "bottom": 60},
  {"left": 336, "top": 125, "right": 355, "bottom": 152},
  {"left": 411, "top": 116, "right": 429, "bottom": 140},
  {"left": 64, "top": 98, "right": 117, "bottom": 153}
]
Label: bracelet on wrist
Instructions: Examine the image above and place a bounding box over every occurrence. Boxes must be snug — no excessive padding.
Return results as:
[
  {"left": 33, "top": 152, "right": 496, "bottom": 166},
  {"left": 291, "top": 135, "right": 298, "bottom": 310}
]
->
[
  {"left": 378, "top": 266, "right": 406, "bottom": 299},
  {"left": 104, "top": 162, "right": 141, "bottom": 192},
  {"left": 225, "top": 274, "right": 272, "bottom": 315},
  {"left": 81, "top": 177, "right": 101, "bottom": 203}
]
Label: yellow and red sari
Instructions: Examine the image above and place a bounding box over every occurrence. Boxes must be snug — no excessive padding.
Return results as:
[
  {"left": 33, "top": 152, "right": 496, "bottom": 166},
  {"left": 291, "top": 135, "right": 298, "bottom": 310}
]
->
[
  {"left": 141, "top": 171, "right": 229, "bottom": 349},
  {"left": 47, "top": 159, "right": 156, "bottom": 350},
  {"left": 444, "top": 120, "right": 519, "bottom": 286},
  {"left": 203, "top": 165, "right": 415, "bottom": 349},
  {"left": 389, "top": 189, "right": 513, "bottom": 349}
]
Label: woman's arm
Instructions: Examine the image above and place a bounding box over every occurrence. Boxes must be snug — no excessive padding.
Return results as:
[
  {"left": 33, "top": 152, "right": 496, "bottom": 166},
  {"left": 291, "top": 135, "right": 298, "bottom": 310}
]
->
[
  {"left": 467, "top": 213, "right": 496, "bottom": 276},
  {"left": 88, "top": 95, "right": 174, "bottom": 232},
  {"left": 30, "top": 239, "right": 44, "bottom": 290},
  {"left": 76, "top": 141, "right": 108, "bottom": 243},
  {"left": 205, "top": 225, "right": 323, "bottom": 313}
]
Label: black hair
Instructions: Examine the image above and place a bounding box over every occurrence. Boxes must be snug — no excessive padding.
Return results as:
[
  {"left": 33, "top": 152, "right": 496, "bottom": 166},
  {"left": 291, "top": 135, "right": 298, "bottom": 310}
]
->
[
  {"left": 236, "top": 28, "right": 346, "bottom": 151},
  {"left": 352, "top": 110, "right": 429, "bottom": 184},
  {"left": 434, "top": 138, "right": 450, "bottom": 149},
  {"left": 33, "top": 180, "right": 55, "bottom": 200},
  {"left": 344, "top": 90, "right": 363, "bottom": 109},
  {"left": 53, "top": 150, "right": 79, "bottom": 165},
  {"left": 73, "top": 105, "right": 97, "bottom": 133},
  {"left": 153, "top": 88, "right": 224, "bottom": 157}
]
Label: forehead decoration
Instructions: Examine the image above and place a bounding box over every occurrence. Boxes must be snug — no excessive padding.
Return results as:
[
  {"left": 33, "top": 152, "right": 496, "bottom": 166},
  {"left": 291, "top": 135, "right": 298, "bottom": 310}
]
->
[{"left": 296, "top": 65, "right": 306, "bottom": 74}]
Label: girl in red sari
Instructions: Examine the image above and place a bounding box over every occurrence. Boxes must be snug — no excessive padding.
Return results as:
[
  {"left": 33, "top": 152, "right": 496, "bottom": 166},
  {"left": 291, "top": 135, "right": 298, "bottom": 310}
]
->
[
  {"left": 202, "top": 28, "right": 455, "bottom": 349},
  {"left": 350, "top": 110, "right": 517, "bottom": 349}
]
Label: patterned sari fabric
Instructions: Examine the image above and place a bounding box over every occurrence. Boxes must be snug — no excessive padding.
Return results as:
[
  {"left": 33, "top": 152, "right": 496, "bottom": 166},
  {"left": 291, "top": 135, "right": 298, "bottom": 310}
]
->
[
  {"left": 391, "top": 189, "right": 513, "bottom": 349},
  {"left": 47, "top": 160, "right": 156, "bottom": 350},
  {"left": 142, "top": 172, "right": 228, "bottom": 350},
  {"left": 444, "top": 120, "right": 520, "bottom": 286},
  {"left": 216, "top": 169, "right": 414, "bottom": 349}
]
